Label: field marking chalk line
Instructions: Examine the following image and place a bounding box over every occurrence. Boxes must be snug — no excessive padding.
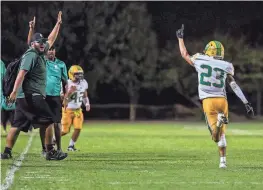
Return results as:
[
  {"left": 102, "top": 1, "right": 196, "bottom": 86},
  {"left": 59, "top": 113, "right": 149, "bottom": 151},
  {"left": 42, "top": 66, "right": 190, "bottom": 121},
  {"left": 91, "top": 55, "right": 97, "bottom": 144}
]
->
[{"left": 1, "top": 133, "right": 35, "bottom": 190}]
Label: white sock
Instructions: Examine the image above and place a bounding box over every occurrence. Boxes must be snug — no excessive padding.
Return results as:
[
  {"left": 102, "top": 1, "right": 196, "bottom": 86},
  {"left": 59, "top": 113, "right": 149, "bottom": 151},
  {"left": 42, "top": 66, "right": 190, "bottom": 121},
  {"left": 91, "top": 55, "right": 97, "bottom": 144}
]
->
[
  {"left": 220, "top": 157, "right": 226, "bottom": 163},
  {"left": 69, "top": 139, "right": 75, "bottom": 147}
]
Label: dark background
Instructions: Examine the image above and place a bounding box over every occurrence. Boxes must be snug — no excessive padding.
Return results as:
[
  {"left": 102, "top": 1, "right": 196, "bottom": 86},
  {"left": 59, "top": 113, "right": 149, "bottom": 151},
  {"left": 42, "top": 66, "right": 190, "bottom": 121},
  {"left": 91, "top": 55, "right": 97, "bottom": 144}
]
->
[
  {"left": 1, "top": 1, "right": 263, "bottom": 120},
  {"left": 148, "top": 2, "right": 263, "bottom": 46}
]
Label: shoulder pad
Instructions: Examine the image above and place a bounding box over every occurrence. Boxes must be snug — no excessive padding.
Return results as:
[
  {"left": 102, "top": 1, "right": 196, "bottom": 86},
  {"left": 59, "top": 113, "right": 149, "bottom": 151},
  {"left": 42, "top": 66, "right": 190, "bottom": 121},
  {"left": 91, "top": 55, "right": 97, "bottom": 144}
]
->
[
  {"left": 190, "top": 53, "right": 201, "bottom": 62},
  {"left": 226, "top": 63, "right": 234, "bottom": 76}
]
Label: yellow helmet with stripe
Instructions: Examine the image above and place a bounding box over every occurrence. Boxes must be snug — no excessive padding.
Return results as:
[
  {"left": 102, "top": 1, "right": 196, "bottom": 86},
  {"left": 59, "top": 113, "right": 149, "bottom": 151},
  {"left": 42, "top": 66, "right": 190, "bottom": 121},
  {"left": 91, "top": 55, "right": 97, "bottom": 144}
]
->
[
  {"left": 203, "top": 41, "right": 224, "bottom": 59},
  {"left": 68, "top": 65, "right": 84, "bottom": 81}
]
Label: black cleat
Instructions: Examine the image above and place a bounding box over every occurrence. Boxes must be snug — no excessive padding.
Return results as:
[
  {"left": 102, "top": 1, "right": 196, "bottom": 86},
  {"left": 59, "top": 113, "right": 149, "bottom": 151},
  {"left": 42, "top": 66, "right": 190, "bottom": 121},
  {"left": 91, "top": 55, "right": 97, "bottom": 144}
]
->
[
  {"left": 1, "top": 152, "right": 12, "bottom": 159},
  {"left": 46, "top": 149, "right": 68, "bottom": 161},
  {"left": 67, "top": 145, "right": 78, "bottom": 151}
]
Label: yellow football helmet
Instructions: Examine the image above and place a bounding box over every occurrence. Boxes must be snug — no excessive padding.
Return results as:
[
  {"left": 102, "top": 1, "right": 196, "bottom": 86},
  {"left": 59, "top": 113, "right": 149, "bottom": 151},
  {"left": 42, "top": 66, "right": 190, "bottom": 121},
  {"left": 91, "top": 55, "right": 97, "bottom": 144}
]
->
[
  {"left": 203, "top": 41, "right": 224, "bottom": 59},
  {"left": 68, "top": 65, "right": 84, "bottom": 81}
]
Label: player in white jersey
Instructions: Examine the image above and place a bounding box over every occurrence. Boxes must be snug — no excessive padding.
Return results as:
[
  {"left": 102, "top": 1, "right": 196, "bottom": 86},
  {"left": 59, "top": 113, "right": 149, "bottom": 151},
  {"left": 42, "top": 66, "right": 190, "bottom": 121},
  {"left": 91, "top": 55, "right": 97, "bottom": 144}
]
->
[
  {"left": 176, "top": 24, "right": 254, "bottom": 168},
  {"left": 61, "top": 65, "right": 90, "bottom": 151}
]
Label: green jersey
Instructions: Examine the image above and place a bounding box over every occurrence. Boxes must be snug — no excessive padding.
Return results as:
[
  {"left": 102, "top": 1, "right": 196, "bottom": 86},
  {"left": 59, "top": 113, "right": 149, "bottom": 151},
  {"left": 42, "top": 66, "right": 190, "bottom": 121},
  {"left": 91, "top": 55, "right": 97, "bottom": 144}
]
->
[
  {"left": 1, "top": 60, "right": 15, "bottom": 110},
  {"left": 1, "top": 60, "right": 6, "bottom": 105},
  {"left": 0, "top": 60, "right": 6, "bottom": 80},
  {"left": 17, "top": 43, "right": 50, "bottom": 98},
  {"left": 45, "top": 58, "right": 68, "bottom": 96}
]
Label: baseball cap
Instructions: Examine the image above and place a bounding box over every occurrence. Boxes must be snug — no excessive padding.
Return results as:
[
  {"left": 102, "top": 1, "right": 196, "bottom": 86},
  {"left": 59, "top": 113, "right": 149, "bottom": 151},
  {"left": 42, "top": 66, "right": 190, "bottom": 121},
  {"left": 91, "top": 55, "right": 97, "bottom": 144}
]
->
[{"left": 31, "top": 33, "right": 48, "bottom": 43}]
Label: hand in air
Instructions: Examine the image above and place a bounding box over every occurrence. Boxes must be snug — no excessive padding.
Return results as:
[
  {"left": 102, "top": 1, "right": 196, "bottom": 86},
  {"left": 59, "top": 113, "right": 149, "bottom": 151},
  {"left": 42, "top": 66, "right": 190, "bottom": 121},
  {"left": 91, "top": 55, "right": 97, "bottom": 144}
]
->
[
  {"left": 176, "top": 24, "right": 184, "bottom": 39},
  {"left": 57, "top": 11, "right": 62, "bottom": 24},
  {"left": 29, "top": 16, "right": 36, "bottom": 29}
]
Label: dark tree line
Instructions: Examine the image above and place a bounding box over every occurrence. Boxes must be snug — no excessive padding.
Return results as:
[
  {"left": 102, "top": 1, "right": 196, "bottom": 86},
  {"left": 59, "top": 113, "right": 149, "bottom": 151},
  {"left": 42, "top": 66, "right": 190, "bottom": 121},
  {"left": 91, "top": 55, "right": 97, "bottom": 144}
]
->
[{"left": 1, "top": 2, "right": 263, "bottom": 119}]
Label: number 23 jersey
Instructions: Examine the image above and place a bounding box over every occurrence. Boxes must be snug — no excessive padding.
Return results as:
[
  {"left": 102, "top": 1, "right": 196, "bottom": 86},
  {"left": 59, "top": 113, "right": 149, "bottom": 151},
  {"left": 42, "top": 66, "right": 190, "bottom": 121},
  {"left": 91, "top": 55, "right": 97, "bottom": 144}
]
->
[
  {"left": 66, "top": 79, "right": 88, "bottom": 109},
  {"left": 191, "top": 53, "right": 234, "bottom": 100}
]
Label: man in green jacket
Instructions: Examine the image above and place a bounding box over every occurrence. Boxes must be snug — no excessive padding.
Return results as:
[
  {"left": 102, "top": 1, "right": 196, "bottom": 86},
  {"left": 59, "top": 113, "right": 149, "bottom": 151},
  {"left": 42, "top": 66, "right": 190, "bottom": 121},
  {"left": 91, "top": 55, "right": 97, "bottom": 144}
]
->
[{"left": 27, "top": 17, "right": 68, "bottom": 156}]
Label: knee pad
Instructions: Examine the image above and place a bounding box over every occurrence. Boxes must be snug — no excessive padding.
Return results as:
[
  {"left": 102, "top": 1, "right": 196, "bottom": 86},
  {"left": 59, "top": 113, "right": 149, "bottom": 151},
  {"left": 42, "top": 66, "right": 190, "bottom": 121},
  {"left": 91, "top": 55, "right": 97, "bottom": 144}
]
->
[{"left": 218, "top": 134, "right": 227, "bottom": 147}]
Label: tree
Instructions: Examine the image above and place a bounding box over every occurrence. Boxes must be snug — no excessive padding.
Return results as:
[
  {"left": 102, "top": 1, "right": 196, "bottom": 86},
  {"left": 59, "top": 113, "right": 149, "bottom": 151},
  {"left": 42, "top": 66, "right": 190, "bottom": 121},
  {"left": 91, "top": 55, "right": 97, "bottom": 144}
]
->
[
  {"left": 93, "top": 2, "right": 159, "bottom": 120},
  {"left": 157, "top": 39, "right": 205, "bottom": 108},
  {"left": 30, "top": 1, "right": 119, "bottom": 97},
  {"left": 1, "top": 3, "right": 39, "bottom": 61},
  {"left": 212, "top": 32, "right": 263, "bottom": 116},
  {"left": 236, "top": 47, "right": 263, "bottom": 116}
]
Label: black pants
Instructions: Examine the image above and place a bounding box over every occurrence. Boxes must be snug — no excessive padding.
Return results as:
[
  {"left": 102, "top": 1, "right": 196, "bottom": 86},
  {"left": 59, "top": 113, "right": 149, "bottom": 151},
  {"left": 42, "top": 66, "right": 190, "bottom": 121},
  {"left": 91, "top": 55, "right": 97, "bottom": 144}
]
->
[
  {"left": 45, "top": 96, "right": 62, "bottom": 123},
  {"left": 1, "top": 109, "right": 15, "bottom": 130},
  {"left": 12, "top": 95, "right": 55, "bottom": 132}
]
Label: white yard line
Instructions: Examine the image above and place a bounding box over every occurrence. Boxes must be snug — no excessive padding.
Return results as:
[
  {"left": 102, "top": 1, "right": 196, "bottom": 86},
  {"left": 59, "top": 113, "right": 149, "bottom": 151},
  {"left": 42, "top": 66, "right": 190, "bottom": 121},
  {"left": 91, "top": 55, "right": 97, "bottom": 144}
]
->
[
  {"left": 229, "top": 129, "right": 263, "bottom": 136},
  {"left": 1, "top": 133, "right": 34, "bottom": 190},
  {"left": 183, "top": 125, "right": 263, "bottom": 135},
  {"left": 108, "top": 181, "right": 263, "bottom": 185}
]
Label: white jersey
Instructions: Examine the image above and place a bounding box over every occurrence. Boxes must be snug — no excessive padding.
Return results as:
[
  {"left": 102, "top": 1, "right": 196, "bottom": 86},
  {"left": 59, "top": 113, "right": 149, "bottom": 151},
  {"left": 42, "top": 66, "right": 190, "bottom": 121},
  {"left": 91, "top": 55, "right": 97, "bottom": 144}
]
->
[
  {"left": 191, "top": 53, "right": 234, "bottom": 100},
  {"left": 66, "top": 79, "right": 88, "bottom": 109}
]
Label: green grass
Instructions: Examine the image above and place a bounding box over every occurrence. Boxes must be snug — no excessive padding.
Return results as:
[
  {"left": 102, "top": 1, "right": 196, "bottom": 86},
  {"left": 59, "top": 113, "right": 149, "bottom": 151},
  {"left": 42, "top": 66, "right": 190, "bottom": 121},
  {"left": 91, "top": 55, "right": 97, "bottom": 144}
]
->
[{"left": 1, "top": 122, "right": 263, "bottom": 190}]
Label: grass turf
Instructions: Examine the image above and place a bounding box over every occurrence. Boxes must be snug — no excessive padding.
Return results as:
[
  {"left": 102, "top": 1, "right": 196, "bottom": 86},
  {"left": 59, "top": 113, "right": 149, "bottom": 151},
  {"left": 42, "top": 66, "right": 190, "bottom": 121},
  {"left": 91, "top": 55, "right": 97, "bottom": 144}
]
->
[{"left": 1, "top": 122, "right": 263, "bottom": 190}]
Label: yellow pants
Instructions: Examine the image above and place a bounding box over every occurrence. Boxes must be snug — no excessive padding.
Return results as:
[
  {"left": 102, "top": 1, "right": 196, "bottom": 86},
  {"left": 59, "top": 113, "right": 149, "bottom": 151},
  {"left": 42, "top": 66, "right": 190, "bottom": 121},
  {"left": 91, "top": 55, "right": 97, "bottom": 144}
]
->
[
  {"left": 202, "top": 97, "right": 228, "bottom": 135},
  {"left": 61, "top": 108, "right": 83, "bottom": 133}
]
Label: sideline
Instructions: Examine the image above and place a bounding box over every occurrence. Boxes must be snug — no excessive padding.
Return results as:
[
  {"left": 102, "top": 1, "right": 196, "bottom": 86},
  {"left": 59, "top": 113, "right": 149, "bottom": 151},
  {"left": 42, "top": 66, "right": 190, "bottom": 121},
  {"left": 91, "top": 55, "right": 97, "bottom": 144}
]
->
[{"left": 1, "top": 133, "right": 35, "bottom": 190}]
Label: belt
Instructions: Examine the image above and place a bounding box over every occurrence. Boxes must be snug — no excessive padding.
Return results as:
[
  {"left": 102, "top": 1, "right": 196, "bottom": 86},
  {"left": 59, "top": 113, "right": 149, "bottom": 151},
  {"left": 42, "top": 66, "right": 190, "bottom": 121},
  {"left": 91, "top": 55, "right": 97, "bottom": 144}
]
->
[
  {"left": 66, "top": 108, "right": 81, "bottom": 111},
  {"left": 65, "top": 108, "right": 82, "bottom": 117}
]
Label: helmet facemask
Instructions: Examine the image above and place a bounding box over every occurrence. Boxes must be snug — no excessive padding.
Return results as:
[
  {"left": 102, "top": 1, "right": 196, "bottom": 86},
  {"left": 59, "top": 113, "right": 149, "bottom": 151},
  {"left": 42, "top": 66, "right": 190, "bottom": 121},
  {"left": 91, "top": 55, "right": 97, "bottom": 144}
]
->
[{"left": 73, "top": 72, "right": 84, "bottom": 82}]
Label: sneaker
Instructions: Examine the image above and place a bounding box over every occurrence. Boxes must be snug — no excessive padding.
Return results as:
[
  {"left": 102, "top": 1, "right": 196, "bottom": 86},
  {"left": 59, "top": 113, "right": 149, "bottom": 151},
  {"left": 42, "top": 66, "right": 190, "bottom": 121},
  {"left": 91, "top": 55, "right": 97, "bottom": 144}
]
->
[
  {"left": 219, "top": 162, "right": 227, "bottom": 168},
  {"left": 1, "top": 152, "right": 12, "bottom": 159},
  {"left": 67, "top": 145, "right": 78, "bottom": 151},
  {"left": 46, "top": 149, "right": 68, "bottom": 161},
  {"left": 41, "top": 149, "right": 47, "bottom": 158}
]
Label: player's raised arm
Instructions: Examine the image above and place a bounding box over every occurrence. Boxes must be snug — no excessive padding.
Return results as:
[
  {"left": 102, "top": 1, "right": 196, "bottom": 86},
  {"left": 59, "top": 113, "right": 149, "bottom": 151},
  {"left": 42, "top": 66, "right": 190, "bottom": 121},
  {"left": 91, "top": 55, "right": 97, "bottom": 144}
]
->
[
  {"left": 27, "top": 16, "right": 35, "bottom": 45},
  {"left": 227, "top": 74, "right": 254, "bottom": 117},
  {"left": 47, "top": 11, "right": 62, "bottom": 48},
  {"left": 176, "top": 24, "right": 194, "bottom": 66}
]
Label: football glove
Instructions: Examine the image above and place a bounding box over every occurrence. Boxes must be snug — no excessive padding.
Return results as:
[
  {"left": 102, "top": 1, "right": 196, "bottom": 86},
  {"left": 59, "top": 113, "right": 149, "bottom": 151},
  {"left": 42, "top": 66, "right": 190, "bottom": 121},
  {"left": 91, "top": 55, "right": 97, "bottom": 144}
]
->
[
  {"left": 245, "top": 102, "right": 254, "bottom": 117},
  {"left": 176, "top": 24, "right": 184, "bottom": 39}
]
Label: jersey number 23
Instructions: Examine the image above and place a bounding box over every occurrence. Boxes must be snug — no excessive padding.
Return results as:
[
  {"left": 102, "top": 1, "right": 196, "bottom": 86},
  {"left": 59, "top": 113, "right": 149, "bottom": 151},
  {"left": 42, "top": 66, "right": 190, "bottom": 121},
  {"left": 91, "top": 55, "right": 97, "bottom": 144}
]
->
[{"left": 199, "top": 64, "right": 225, "bottom": 88}]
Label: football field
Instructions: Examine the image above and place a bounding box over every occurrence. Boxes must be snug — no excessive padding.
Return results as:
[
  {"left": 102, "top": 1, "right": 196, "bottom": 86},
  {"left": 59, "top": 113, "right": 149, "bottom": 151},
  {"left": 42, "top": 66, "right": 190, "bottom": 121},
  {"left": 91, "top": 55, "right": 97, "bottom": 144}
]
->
[{"left": 1, "top": 122, "right": 263, "bottom": 190}]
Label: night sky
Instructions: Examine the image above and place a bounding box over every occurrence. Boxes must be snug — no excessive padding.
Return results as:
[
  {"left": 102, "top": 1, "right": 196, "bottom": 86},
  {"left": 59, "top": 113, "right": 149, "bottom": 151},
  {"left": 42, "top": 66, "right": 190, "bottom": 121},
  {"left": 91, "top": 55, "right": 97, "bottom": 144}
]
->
[{"left": 147, "top": 1, "right": 263, "bottom": 47}]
